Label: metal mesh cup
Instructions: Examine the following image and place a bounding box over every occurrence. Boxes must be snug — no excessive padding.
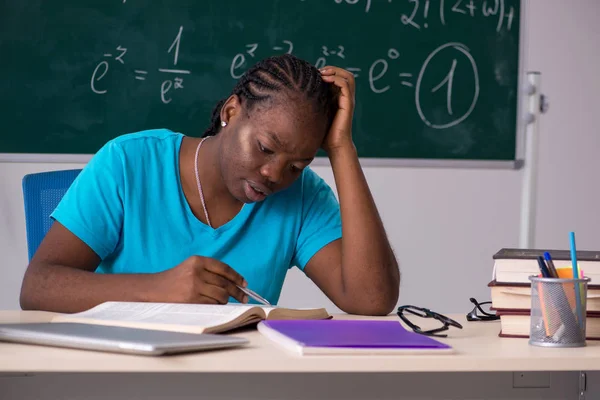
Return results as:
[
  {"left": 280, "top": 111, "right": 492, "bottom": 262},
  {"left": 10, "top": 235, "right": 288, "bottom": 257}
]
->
[{"left": 529, "top": 276, "right": 590, "bottom": 347}]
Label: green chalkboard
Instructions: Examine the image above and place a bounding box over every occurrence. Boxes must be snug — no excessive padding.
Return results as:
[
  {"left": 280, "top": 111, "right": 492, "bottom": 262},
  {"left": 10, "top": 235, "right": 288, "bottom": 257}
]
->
[{"left": 0, "top": 0, "right": 521, "bottom": 162}]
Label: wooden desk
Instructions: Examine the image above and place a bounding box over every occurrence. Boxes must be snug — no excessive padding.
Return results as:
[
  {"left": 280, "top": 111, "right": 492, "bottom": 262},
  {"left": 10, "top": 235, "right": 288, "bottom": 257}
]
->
[
  {"left": 1, "top": 311, "right": 598, "bottom": 400},
  {"left": 1, "top": 311, "right": 599, "bottom": 373}
]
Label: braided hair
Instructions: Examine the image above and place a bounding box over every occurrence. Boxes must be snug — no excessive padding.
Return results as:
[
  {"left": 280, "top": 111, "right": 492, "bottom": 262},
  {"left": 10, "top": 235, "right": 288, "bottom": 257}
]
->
[{"left": 203, "top": 54, "right": 336, "bottom": 137}]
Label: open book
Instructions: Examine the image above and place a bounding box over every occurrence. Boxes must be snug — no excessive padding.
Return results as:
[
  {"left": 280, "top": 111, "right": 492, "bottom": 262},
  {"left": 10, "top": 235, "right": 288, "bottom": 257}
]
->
[{"left": 51, "top": 302, "right": 331, "bottom": 334}]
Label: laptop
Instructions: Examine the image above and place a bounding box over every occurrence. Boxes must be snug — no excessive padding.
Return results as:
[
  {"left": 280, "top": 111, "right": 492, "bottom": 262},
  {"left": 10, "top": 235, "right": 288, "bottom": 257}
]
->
[{"left": 0, "top": 322, "right": 249, "bottom": 356}]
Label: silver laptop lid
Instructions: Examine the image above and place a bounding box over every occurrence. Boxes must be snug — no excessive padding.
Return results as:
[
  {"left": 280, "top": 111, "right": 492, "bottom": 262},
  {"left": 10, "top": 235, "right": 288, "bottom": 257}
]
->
[{"left": 0, "top": 322, "right": 249, "bottom": 356}]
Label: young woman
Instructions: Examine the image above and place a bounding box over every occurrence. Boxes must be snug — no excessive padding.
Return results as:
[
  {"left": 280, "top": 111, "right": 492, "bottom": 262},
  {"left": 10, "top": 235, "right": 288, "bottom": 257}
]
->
[{"left": 20, "top": 54, "right": 400, "bottom": 315}]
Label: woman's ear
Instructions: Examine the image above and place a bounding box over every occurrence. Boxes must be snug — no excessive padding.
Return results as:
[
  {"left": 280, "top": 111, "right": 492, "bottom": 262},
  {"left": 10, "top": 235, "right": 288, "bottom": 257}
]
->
[{"left": 220, "top": 94, "right": 241, "bottom": 126}]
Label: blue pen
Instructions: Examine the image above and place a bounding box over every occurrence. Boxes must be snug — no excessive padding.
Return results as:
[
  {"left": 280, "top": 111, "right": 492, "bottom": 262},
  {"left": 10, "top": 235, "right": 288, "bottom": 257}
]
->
[
  {"left": 543, "top": 252, "right": 559, "bottom": 278},
  {"left": 569, "top": 232, "right": 584, "bottom": 325},
  {"left": 536, "top": 256, "right": 551, "bottom": 278}
]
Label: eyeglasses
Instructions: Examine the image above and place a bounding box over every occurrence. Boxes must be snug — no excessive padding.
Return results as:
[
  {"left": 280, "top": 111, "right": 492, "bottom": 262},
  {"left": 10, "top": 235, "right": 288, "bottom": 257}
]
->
[
  {"left": 466, "top": 297, "right": 500, "bottom": 321},
  {"left": 397, "top": 305, "right": 463, "bottom": 337}
]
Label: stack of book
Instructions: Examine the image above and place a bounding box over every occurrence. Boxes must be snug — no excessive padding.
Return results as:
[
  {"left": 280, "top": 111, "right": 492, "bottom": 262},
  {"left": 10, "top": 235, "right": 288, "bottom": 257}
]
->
[{"left": 490, "top": 248, "right": 600, "bottom": 339}]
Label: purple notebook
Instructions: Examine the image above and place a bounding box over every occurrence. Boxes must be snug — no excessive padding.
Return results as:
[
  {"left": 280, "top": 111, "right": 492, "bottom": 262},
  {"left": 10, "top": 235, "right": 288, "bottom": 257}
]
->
[{"left": 258, "top": 320, "right": 453, "bottom": 355}]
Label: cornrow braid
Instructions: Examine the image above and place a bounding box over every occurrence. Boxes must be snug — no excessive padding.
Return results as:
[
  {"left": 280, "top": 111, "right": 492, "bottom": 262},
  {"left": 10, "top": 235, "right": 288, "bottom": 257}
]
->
[{"left": 203, "top": 54, "right": 336, "bottom": 137}]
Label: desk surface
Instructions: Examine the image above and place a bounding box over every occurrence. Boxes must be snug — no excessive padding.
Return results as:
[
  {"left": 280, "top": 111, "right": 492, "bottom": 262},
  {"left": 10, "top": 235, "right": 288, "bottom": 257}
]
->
[{"left": 1, "top": 311, "right": 599, "bottom": 373}]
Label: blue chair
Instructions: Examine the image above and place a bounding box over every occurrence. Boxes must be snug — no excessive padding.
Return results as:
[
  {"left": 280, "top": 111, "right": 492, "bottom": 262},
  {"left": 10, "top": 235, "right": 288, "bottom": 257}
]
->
[{"left": 22, "top": 169, "right": 82, "bottom": 261}]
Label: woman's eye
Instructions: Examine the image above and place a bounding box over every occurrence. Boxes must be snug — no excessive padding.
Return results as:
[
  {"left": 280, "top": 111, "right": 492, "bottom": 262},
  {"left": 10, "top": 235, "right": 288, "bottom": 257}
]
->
[{"left": 258, "top": 142, "right": 273, "bottom": 154}]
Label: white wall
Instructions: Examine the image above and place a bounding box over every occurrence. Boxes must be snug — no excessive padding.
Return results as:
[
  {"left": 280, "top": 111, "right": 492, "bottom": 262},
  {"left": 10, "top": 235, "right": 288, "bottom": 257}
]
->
[
  {"left": 280, "top": 165, "right": 522, "bottom": 314},
  {"left": 531, "top": 0, "right": 600, "bottom": 249},
  {"left": 1, "top": 0, "right": 599, "bottom": 320}
]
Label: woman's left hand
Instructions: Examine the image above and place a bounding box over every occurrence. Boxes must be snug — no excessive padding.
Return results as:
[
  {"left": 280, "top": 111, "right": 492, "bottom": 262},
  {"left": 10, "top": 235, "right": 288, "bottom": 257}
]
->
[{"left": 319, "top": 66, "right": 356, "bottom": 154}]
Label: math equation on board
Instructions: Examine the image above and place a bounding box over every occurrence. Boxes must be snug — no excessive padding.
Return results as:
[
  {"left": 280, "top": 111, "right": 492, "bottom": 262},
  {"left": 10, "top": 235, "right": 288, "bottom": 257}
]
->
[
  {"left": 90, "top": 26, "right": 187, "bottom": 104},
  {"left": 90, "top": 0, "right": 516, "bottom": 131}
]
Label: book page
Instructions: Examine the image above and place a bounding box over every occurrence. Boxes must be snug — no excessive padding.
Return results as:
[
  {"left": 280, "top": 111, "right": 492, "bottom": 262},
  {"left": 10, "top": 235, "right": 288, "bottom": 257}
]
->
[
  {"left": 262, "top": 305, "right": 330, "bottom": 320},
  {"left": 53, "top": 302, "right": 261, "bottom": 329}
]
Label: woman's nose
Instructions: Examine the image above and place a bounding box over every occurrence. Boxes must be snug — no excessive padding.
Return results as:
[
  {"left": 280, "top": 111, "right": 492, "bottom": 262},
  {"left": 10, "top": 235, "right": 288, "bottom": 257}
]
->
[{"left": 260, "top": 161, "right": 284, "bottom": 185}]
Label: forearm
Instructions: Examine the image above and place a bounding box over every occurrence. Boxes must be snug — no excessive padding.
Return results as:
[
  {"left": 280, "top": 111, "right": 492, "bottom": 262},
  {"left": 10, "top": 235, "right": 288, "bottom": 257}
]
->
[
  {"left": 329, "top": 144, "right": 400, "bottom": 313},
  {"left": 20, "top": 263, "right": 158, "bottom": 313}
]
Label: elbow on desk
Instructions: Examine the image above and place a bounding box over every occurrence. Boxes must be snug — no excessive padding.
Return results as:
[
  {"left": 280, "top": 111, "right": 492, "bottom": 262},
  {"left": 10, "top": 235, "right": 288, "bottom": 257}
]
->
[
  {"left": 19, "top": 273, "right": 36, "bottom": 311},
  {"left": 19, "top": 289, "right": 36, "bottom": 311},
  {"left": 339, "top": 277, "right": 401, "bottom": 316},
  {"left": 339, "top": 293, "right": 399, "bottom": 316},
  {"left": 19, "top": 294, "right": 37, "bottom": 311},
  {"left": 19, "top": 264, "right": 45, "bottom": 311},
  {"left": 337, "top": 258, "right": 401, "bottom": 316}
]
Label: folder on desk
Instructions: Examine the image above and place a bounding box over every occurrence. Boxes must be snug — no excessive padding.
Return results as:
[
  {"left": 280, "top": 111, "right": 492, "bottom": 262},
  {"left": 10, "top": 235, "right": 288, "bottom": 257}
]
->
[{"left": 258, "top": 320, "right": 454, "bottom": 355}]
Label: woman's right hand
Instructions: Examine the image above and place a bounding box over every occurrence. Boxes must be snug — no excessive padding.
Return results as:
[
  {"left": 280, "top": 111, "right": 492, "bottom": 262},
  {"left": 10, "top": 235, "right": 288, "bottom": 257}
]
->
[{"left": 154, "top": 256, "right": 249, "bottom": 304}]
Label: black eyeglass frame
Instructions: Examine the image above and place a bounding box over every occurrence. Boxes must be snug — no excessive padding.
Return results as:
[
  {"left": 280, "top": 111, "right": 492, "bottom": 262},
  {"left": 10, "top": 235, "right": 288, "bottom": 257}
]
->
[
  {"left": 397, "top": 305, "right": 463, "bottom": 338},
  {"left": 466, "top": 297, "right": 500, "bottom": 321}
]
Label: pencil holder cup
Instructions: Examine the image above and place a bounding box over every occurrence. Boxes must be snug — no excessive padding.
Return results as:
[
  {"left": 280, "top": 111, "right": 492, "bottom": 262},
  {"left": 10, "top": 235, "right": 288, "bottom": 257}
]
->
[{"left": 528, "top": 276, "right": 590, "bottom": 348}]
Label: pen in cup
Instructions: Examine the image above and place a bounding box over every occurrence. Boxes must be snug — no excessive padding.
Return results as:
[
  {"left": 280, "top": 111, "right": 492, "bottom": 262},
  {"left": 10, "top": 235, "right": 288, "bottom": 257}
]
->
[
  {"left": 536, "top": 256, "right": 553, "bottom": 336},
  {"left": 543, "top": 252, "right": 558, "bottom": 278},
  {"left": 536, "top": 247, "right": 583, "bottom": 342},
  {"left": 536, "top": 256, "right": 551, "bottom": 278},
  {"left": 570, "top": 232, "right": 584, "bottom": 325},
  {"left": 543, "top": 252, "right": 566, "bottom": 339}
]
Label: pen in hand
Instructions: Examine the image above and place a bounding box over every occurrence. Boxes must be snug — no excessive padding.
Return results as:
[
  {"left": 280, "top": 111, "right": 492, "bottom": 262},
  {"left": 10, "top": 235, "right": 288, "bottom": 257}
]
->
[{"left": 237, "top": 285, "right": 271, "bottom": 306}]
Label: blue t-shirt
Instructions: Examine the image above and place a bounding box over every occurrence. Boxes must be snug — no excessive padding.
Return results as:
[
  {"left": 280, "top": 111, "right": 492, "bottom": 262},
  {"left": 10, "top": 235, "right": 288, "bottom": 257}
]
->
[{"left": 51, "top": 129, "right": 342, "bottom": 305}]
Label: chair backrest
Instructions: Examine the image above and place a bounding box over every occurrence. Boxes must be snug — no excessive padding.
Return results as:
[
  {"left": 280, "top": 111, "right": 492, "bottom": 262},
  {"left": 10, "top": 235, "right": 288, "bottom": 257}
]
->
[{"left": 22, "top": 169, "right": 82, "bottom": 262}]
